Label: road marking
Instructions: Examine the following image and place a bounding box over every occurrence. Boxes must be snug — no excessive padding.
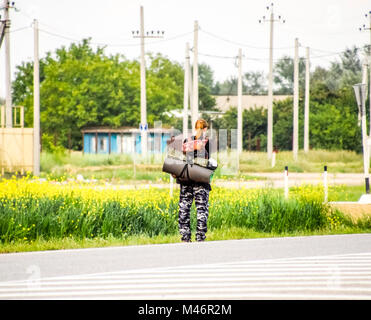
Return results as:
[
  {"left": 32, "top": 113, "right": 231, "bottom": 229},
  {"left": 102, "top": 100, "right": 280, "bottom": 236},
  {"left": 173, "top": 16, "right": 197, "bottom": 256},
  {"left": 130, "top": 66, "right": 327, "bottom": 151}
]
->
[{"left": 1, "top": 252, "right": 371, "bottom": 299}]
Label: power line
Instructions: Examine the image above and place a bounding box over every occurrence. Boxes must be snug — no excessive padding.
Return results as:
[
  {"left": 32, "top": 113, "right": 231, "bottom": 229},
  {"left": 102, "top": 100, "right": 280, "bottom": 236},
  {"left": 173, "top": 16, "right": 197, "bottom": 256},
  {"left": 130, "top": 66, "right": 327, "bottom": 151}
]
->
[
  {"left": 39, "top": 28, "right": 83, "bottom": 43},
  {"left": 17, "top": 9, "right": 143, "bottom": 44},
  {"left": 17, "top": 11, "right": 369, "bottom": 59},
  {"left": 197, "top": 51, "right": 237, "bottom": 60},
  {"left": 39, "top": 27, "right": 193, "bottom": 48},
  {"left": 310, "top": 45, "right": 368, "bottom": 59},
  {"left": 9, "top": 25, "right": 31, "bottom": 33},
  {"left": 34, "top": 26, "right": 371, "bottom": 64},
  {"left": 309, "top": 47, "right": 342, "bottom": 55},
  {"left": 200, "top": 28, "right": 293, "bottom": 50}
]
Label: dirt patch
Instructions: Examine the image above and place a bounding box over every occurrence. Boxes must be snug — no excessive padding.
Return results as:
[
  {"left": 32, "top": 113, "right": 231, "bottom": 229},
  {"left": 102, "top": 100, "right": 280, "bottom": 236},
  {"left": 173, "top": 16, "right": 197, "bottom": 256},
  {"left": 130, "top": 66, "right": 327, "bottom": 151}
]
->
[{"left": 328, "top": 202, "right": 371, "bottom": 221}]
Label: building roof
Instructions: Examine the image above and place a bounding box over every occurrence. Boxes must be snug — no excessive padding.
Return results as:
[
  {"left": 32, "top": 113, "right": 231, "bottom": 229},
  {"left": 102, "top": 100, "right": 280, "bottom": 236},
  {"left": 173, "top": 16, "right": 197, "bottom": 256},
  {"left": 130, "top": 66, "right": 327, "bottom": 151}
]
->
[
  {"left": 81, "top": 126, "right": 175, "bottom": 134},
  {"left": 214, "top": 95, "right": 292, "bottom": 112}
]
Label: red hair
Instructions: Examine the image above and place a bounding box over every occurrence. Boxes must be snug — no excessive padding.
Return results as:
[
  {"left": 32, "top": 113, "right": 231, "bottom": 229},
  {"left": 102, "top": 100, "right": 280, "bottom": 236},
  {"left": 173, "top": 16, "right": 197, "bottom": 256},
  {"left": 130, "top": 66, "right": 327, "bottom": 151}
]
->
[{"left": 195, "top": 119, "right": 208, "bottom": 138}]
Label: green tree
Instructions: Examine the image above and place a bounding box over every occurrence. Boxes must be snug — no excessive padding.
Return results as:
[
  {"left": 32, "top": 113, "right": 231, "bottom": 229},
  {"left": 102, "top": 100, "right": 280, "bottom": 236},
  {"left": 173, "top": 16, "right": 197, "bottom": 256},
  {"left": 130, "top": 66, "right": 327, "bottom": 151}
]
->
[
  {"left": 12, "top": 40, "right": 208, "bottom": 150},
  {"left": 213, "top": 71, "right": 266, "bottom": 96},
  {"left": 310, "top": 101, "right": 361, "bottom": 152},
  {"left": 311, "top": 46, "right": 362, "bottom": 93},
  {"left": 13, "top": 39, "right": 140, "bottom": 149},
  {"left": 214, "top": 76, "right": 239, "bottom": 95},
  {"left": 146, "top": 53, "right": 184, "bottom": 126},
  {"left": 198, "top": 63, "right": 215, "bottom": 93},
  {"left": 273, "top": 55, "right": 306, "bottom": 95},
  {"left": 244, "top": 71, "right": 267, "bottom": 95},
  {"left": 212, "top": 106, "right": 267, "bottom": 151}
]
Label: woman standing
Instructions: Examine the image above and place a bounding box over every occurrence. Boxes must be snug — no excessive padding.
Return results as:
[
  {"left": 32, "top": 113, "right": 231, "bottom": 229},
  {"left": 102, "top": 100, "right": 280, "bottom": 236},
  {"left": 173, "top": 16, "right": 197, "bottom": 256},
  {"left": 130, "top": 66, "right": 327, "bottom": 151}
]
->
[{"left": 175, "top": 119, "right": 211, "bottom": 242}]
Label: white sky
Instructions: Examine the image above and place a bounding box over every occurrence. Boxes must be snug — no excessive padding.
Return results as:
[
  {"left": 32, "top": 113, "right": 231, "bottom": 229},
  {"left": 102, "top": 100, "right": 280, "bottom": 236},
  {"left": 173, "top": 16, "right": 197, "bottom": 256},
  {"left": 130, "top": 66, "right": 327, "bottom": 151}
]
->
[{"left": 1, "top": 0, "right": 370, "bottom": 97}]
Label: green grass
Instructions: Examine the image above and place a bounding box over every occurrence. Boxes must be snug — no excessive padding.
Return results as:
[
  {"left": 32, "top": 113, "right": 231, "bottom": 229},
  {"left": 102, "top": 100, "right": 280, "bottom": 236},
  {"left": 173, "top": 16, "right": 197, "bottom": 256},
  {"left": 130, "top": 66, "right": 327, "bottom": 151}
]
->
[
  {"left": 2, "top": 148, "right": 369, "bottom": 254},
  {"left": 38, "top": 149, "right": 366, "bottom": 184},
  {"left": 239, "top": 149, "right": 364, "bottom": 173},
  {"left": 1, "top": 184, "right": 370, "bottom": 253},
  {"left": 327, "top": 185, "right": 364, "bottom": 202},
  {"left": 0, "top": 188, "right": 329, "bottom": 243},
  {"left": 1, "top": 226, "right": 370, "bottom": 254}
]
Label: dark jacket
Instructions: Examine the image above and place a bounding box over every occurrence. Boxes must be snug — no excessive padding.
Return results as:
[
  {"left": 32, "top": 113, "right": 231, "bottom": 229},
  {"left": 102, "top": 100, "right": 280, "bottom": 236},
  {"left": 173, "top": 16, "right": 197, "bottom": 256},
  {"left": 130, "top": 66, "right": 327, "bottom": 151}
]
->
[{"left": 176, "top": 134, "right": 211, "bottom": 191}]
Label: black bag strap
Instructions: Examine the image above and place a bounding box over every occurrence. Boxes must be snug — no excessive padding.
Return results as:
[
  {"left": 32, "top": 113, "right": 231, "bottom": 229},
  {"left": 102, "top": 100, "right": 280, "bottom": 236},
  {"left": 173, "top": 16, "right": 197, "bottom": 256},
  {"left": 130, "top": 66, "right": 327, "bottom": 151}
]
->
[
  {"left": 179, "top": 163, "right": 188, "bottom": 179},
  {"left": 178, "top": 163, "right": 192, "bottom": 182}
]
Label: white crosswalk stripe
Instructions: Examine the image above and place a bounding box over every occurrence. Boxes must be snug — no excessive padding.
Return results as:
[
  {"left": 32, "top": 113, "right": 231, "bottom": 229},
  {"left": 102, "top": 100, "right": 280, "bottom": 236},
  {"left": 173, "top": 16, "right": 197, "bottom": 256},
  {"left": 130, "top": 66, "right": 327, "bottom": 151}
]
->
[{"left": 1, "top": 252, "right": 371, "bottom": 299}]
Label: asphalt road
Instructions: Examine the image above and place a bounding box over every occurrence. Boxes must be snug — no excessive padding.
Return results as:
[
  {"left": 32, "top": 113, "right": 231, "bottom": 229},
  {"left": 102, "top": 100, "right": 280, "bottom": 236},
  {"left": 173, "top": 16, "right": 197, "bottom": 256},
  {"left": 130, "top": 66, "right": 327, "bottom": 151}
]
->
[{"left": 0, "top": 234, "right": 371, "bottom": 299}]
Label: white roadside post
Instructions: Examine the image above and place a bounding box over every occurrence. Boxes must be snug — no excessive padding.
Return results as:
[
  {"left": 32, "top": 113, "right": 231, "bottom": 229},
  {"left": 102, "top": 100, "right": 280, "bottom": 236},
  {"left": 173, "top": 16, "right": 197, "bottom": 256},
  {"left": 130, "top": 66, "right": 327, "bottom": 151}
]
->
[
  {"left": 271, "top": 150, "right": 276, "bottom": 168},
  {"left": 323, "top": 166, "right": 328, "bottom": 203},
  {"left": 170, "top": 175, "right": 174, "bottom": 197},
  {"left": 284, "top": 166, "right": 289, "bottom": 199}
]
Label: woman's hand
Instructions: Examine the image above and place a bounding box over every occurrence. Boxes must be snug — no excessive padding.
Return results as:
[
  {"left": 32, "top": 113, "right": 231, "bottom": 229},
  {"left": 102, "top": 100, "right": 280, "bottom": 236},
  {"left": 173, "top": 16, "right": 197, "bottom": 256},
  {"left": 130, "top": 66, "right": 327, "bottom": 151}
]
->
[{"left": 172, "top": 174, "right": 177, "bottom": 178}]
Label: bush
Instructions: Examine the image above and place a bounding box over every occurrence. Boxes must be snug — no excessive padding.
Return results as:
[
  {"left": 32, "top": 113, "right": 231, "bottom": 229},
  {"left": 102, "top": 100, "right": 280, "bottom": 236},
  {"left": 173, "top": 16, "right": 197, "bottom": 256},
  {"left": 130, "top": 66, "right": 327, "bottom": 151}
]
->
[{"left": 0, "top": 179, "right": 369, "bottom": 244}]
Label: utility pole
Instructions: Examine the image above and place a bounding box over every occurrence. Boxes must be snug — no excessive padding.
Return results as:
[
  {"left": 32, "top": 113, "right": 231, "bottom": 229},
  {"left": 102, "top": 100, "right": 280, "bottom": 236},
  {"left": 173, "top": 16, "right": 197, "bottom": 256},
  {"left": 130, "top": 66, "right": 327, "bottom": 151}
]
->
[
  {"left": 139, "top": 6, "right": 147, "bottom": 157},
  {"left": 362, "top": 60, "right": 369, "bottom": 172},
  {"left": 237, "top": 48, "right": 243, "bottom": 154},
  {"left": 293, "top": 38, "right": 299, "bottom": 161},
  {"left": 188, "top": 50, "right": 193, "bottom": 130},
  {"left": 192, "top": 20, "right": 199, "bottom": 131},
  {"left": 132, "top": 6, "right": 164, "bottom": 157},
  {"left": 33, "top": 19, "right": 40, "bottom": 176},
  {"left": 3, "top": 0, "right": 12, "bottom": 128},
  {"left": 267, "top": 9, "right": 274, "bottom": 160},
  {"left": 304, "top": 47, "right": 310, "bottom": 153},
  {"left": 353, "top": 81, "right": 369, "bottom": 195},
  {"left": 259, "top": 3, "right": 285, "bottom": 159},
  {"left": 183, "top": 42, "right": 190, "bottom": 140},
  {"left": 359, "top": 11, "right": 371, "bottom": 134},
  {"left": 361, "top": 60, "right": 369, "bottom": 193}
]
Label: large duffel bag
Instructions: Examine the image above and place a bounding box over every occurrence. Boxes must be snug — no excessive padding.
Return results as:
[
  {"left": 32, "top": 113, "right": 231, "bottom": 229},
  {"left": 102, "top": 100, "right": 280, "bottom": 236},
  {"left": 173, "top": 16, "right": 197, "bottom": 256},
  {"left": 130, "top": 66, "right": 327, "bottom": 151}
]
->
[{"left": 162, "top": 157, "right": 215, "bottom": 184}]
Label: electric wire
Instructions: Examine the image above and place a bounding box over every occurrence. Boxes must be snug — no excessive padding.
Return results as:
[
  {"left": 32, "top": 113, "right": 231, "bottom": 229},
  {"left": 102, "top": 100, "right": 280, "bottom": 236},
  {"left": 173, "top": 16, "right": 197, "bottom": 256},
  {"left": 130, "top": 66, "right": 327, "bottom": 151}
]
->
[
  {"left": 12, "top": 11, "right": 369, "bottom": 63},
  {"left": 38, "top": 27, "right": 194, "bottom": 48},
  {"left": 19, "top": 24, "right": 370, "bottom": 65},
  {"left": 200, "top": 28, "right": 294, "bottom": 50},
  {"left": 8, "top": 10, "right": 371, "bottom": 70},
  {"left": 9, "top": 25, "right": 31, "bottom": 33}
]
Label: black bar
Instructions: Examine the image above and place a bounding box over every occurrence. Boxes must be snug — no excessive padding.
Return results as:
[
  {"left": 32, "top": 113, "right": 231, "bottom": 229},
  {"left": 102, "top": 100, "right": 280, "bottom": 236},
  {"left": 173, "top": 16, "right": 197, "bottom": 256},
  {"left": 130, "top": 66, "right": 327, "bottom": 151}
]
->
[
  {"left": 366, "top": 177, "right": 370, "bottom": 194},
  {"left": 0, "top": 300, "right": 368, "bottom": 319}
]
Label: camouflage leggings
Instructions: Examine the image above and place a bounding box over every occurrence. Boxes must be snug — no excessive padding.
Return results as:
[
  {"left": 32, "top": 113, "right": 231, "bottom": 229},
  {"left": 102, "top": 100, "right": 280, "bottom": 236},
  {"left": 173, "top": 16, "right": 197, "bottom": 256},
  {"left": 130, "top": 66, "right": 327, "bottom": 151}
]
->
[{"left": 178, "top": 184, "right": 210, "bottom": 241}]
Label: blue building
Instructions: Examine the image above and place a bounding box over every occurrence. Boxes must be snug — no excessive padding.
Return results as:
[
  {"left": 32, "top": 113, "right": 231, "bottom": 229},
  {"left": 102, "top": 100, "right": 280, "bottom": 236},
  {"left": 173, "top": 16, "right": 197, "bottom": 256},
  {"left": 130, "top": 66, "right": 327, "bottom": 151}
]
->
[{"left": 81, "top": 127, "right": 176, "bottom": 155}]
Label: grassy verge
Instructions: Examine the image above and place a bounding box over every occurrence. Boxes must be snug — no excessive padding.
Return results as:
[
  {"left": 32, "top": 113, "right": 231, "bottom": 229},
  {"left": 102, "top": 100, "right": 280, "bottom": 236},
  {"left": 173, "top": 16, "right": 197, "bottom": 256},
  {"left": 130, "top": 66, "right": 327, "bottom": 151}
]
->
[
  {"left": 1, "top": 226, "right": 369, "bottom": 254},
  {"left": 291, "top": 184, "right": 365, "bottom": 202},
  {"left": 239, "top": 149, "right": 364, "bottom": 173},
  {"left": 0, "top": 177, "right": 370, "bottom": 253},
  {"left": 36, "top": 149, "right": 366, "bottom": 184}
]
